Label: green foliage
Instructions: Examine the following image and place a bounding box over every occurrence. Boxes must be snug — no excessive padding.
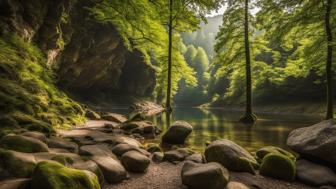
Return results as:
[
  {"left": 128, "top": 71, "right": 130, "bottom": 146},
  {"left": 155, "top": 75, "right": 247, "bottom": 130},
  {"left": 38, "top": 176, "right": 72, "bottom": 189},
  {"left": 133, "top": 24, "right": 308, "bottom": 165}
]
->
[
  {"left": 0, "top": 34, "right": 85, "bottom": 132},
  {"left": 175, "top": 46, "right": 211, "bottom": 105},
  {"left": 89, "top": 0, "right": 200, "bottom": 103},
  {"left": 209, "top": 0, "right": 336, "bottom": 106}
]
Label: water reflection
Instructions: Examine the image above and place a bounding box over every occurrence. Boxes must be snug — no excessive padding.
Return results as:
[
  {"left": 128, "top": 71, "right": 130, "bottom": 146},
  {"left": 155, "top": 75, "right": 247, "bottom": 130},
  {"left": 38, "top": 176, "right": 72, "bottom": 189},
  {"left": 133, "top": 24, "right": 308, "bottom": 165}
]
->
[{"left": 151, "top": 107, "right": 320, "bottom": 152}]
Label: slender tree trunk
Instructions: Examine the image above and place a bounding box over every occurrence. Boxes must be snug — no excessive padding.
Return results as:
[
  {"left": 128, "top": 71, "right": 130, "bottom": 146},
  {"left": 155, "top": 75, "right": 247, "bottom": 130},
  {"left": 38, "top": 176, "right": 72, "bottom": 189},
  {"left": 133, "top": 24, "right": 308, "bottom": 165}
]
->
[
  {"left": 324, "top": 0, "right": 334, "bottom": 119},
  {"left": 240, "top": 0, "right": 256, "bottom": 123},
  {"left": 166, "top": 0, "right": 173, "bottom": 112}
]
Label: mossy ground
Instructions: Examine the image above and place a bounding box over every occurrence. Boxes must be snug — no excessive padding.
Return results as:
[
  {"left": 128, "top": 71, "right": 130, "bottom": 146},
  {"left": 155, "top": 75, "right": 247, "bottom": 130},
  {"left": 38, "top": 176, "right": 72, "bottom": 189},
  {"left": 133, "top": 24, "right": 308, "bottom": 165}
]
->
[{"left": 0, "top": 34, "right": 86, "bottom": 135}]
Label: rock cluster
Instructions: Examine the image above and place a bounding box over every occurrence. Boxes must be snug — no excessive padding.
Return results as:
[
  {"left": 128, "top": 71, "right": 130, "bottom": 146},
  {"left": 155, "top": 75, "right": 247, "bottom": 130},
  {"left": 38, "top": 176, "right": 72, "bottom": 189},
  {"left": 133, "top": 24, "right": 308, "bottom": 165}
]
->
[{"left": 0, "top": 113, "right": 153, "bottom": 189}]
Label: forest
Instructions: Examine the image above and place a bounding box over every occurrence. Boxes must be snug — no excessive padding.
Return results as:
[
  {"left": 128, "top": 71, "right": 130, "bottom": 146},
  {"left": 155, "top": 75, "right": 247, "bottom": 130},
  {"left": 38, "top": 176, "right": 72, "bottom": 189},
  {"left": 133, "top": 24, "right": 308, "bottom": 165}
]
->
[{"left": 0, "top": 0, "right": 335, "bottom": 189}]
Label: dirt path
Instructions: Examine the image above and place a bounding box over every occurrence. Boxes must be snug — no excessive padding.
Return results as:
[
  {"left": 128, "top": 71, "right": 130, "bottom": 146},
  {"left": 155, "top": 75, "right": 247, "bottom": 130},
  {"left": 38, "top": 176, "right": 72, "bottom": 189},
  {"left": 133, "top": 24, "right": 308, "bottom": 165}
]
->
[{"left": 107, "top": 161, "right": 317, "bottom": 189}]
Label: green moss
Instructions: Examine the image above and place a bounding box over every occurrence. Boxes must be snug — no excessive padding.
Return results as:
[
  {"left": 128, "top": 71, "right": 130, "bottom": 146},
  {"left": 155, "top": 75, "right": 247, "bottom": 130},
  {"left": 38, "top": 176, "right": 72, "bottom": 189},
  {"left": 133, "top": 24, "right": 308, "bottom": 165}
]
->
[
  {"left": 0, "top": 134, "right": 49, "bottom": 153},
  {"left": 29, "top": 161, "right": 100, "bottom": 189},
  {"left": 51, "top": 155, "right": 74, "bottom": 166},
  {"left": 234, "top": 157, "right": 256, "bottom": 174},
  {"left": 256, "top": 146, "right": 296, "bottom": 160},
  {"left": 260, "top": 153, "right": 296, "bottom": 181},
  {"left": 0, "top": 34, "right": 86, "bottom": 134}
]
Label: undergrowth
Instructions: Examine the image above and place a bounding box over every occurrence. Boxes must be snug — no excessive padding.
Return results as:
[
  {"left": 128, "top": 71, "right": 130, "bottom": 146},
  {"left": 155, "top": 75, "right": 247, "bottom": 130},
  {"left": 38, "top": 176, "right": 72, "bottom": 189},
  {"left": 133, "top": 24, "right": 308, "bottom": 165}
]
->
[{"left": 0, "top": 34, "right": 86, "bottom": 135}]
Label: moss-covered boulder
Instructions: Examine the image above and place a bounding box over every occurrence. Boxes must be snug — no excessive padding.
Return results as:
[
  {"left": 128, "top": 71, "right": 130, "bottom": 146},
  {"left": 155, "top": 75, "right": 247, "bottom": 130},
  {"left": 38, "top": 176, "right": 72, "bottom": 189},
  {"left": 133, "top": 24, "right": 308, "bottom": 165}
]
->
[
  {"left": 259, "top": 153, "right": 296, "bottom": 181},
  {"left": 256, "top": 146, "right": 295, "bottom": 160},
  {"left": 29, "top": 161, "right": 100, "bottom": 189},
  {"left": 204, "top": 140, "right": 258, "bottom": 173},
  {"left": 0, "top": 134, "right": 49, "bottom": 153},
  {"left": 73, "top": 160, "right": 105, "bottom": 186},
  {"left": 0, "top": 149, "right": 36, "bottom": 178}
]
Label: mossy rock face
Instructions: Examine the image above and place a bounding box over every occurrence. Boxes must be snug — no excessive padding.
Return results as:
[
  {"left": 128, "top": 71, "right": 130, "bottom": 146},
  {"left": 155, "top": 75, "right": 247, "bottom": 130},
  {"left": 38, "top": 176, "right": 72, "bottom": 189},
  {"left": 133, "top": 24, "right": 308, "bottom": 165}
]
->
[
  {"left": 256, "top": 146, "right": 295, "bottom": 160},
  {"left": 0, "top": 35, "right": 86, "bottom": 132},
  {"left": 0, "top": 148, "right": 36, "bottom": 178},
  {"left": 260, "top": 153, "right": 296, "bottom": 181},
  {"left": 29, "top": 161, "right": 100, "bottom": 189},
  {"left": 0, "top": 134, "right": 49, "bottom": 153}
]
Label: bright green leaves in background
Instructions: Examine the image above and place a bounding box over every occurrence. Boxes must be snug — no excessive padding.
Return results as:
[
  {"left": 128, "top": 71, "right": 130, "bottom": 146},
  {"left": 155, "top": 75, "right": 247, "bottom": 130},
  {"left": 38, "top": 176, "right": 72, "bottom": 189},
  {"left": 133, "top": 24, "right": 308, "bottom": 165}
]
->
[
  {"left": 90, "top": 0, "right": 221, "bottom": 104},
  {"left": 210, "top": 0, "right": 336, "bottom": 105}
]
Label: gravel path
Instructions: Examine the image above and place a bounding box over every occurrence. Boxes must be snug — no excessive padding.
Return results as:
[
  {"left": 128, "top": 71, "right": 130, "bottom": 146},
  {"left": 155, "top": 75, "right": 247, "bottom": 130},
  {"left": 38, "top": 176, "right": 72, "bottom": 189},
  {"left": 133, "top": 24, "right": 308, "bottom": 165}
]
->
[{"left": 106, "top": 161, "right": 317, "bottom": 189}]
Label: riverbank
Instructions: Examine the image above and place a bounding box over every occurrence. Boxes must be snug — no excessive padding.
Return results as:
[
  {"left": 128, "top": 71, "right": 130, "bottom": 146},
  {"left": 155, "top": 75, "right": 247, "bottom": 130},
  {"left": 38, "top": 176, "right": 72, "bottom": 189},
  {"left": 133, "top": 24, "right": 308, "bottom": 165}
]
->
[
  {"left": 110, "top": 162, "right": 315, "bottom": 189},
  {"left": 0, "top": 109, "right": 335, "bottom": 189}
]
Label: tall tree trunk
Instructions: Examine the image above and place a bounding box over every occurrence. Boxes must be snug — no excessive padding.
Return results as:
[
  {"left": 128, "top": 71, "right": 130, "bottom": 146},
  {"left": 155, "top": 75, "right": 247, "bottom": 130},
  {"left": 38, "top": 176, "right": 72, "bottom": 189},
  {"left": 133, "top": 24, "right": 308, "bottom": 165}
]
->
[
  {"left": 324, "top": 0, "right": 334, "bottom": 119},
  {"left": 240, "top": 0, "right": 256, "bottom": 123},
  {"left": 165, "top": 0, "right": 173, "bottom": 112}
]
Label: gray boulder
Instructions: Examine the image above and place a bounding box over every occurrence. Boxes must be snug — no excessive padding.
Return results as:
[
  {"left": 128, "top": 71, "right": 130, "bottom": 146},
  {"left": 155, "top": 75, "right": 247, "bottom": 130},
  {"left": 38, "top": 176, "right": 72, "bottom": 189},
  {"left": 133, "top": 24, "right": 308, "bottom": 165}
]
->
[
  {"left": 161, "top": 121, "right": 193, "bottom": 144},
  {"left": 164, "top": 148, "right": 192, "bottom": 162},
  {"left": 287, "top": 119, "right": 336, "bottom": 165},
  {"left": 47, "top": 137, "right": 78, "bottom": 153},
  {"left": 185, "top": 153, "right": 204, "bottom": 163},
  {"left": 111, "top": 143, "right": 149, "bottom": 157},
  {"left": 79, "top": 144, "right": 116, "bottom": 158},
  {"left": 102, "top": 113, "right": 127, "bottom": 123},
  {"left": 296, "top": 159, "right": 336, "bottom": 186},
  {"left": 91, "top": 156, "right": 127, "bottom": 183},
  {"left": 181, "top": 161, "right": 229, "bottom": 189},
  {"left": 226, "top": 182, "right": 250, "bottom": 189},
  {"left": 0, "top": 178, "right": 30, "bottom": 189},
  {"left": 121, "top": 151, "right": 150, "bottom": 173},
  {"left": 204, "top": 139, "right": 258, "bottom": 174},
  {"left": 21, "top": 131, "right": 47, "bottom": 143},
  {"left": 0, "top": 149, "right": 36, "bottom": 178}
]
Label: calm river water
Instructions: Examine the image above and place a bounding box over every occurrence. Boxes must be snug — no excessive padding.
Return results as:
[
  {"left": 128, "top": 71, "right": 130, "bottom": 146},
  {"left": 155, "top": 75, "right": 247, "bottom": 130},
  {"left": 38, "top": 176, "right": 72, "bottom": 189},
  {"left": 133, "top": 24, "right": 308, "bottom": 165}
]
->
[{"left": 148, "top": 107, "right": 320, "bottom": 152}]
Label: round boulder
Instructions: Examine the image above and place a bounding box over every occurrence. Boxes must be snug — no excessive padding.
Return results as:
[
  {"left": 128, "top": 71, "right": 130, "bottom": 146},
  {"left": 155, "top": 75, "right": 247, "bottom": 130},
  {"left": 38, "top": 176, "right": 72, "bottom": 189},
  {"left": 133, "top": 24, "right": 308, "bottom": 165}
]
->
[
  {"left": 287, "top": 119, "right": 336, "bottom": 165},
  {"left": 256, "top": 146, "right": 295, "bottom": 160},
  {"left": 0, "top": 134, "right": 49, "bottom": 153},
  {"left": 29, "top": 161, "right": 100, "bottom": 189},
  {"left": 259, "top": 153, "right": 296, "bottom": 181},
  {"left": 204, "top": 139, "right": 257, "bottom": 174},
  {"left": 181, "top": 161, "right": 229, "bottom": 189},
  {"left": 296, "top": 159, "right": 336, "bottom": 186},
  {"left": 21, "top": 131, "right": 47, "bottom": 143},
  {"left": 121, "top": 151, "right": 150, "bottom": 173},
  {"left": 161, "top": 121, "right": 193, "bottom": 144}
]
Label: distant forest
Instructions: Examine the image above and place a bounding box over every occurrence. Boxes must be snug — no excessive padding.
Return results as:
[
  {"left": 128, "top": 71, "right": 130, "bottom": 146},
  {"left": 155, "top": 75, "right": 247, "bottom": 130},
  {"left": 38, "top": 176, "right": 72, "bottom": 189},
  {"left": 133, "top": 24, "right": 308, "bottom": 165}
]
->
[{"left": 174, "top": 14, "right": 335, "bottom": 107}]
